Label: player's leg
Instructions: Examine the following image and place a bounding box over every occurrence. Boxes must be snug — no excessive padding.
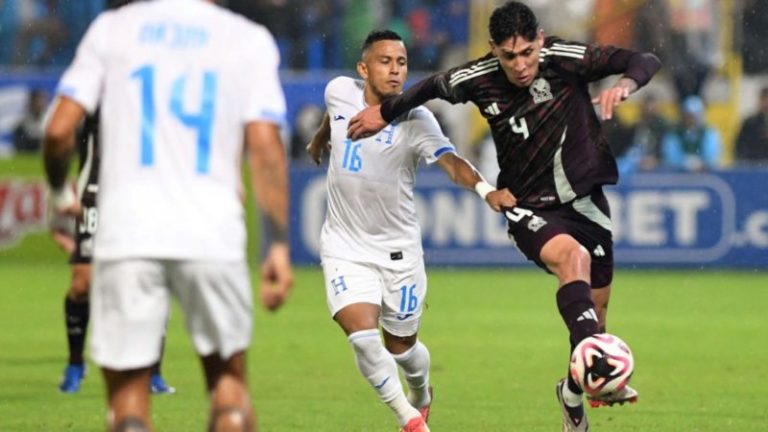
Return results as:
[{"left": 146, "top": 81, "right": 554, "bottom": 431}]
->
[
  {"left": 60, "top": 263, "right": 91, "bottom": 393},
  {"left": 201, "top": 352, "right": 253, "bottom": 432},
  {"left": 102, "top": 367, "right": 152, "bottom": 431},
  {"left": 540, "top": 233, "right": 595, "bottom": 431},
  {"left": 168, "top": 260, "right": 254, "bottom": 431},
  {"left": 323, "top": 257, "right": 423, "bottom": 430},
  {"left": 381, "top": 261, "right": 432, "bottom": 422},
  {"left": 90, "top": 259, "right": 170, "bottom": 431},
  {"left": 506, "top": 207, "right": 594, "bottom": 431}
]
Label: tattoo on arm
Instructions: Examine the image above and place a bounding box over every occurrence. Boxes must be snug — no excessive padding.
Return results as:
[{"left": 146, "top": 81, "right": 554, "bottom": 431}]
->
[
  {"left": 263, "top": 212, "right": 288, "bottom": 244},
  {"left": 44, "top": 148, "right": 73, "bottom": 190}
]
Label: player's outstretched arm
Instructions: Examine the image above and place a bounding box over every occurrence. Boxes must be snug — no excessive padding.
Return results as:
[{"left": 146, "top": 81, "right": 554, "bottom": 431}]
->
[
  {"left": 306, "top": 112, "right": 331, "bottom": 165},
  {"left": 246, "top": 121, "right": 293, "bottom": 311},
  {"left": 43, "top": 96, "right": 85, "bottom": 217},
  {"left": 436, "top": 152, "right": 516, "bottom": 212},
  {"left": 348, "top": 74, "right": 444, "bottom": 140}
]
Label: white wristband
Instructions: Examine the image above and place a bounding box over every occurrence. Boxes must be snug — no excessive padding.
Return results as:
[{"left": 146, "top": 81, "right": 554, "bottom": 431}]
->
[
  {"left": 51, "top": 186, "right": 76, "bottom": 212},
  {"left": 474, "top": 181, "right": 495, "bottom": 200}
]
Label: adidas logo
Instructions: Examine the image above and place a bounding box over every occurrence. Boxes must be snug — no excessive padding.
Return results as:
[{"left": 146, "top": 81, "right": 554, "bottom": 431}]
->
[
  {"left": 576, "top": 308, "right": 598, "bottom": 322},
  {"left": 483, "top": 102, "right": 500, "bottom": 116},
  {"left": 593, "top": 245, "right": 605, "bottom": 257}
]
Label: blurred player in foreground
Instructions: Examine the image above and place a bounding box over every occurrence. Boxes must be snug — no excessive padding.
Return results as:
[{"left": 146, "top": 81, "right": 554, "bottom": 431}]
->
[
  {"left": 307, "top": 30, "right": 515, "bottom": 432},
  {"left": 51, "top": 112, "right": 175, "bottom": 395},
  {"left": 347, "top": 2, "right": 661, "bottom": 431},
  {"left": 43, "top": 0, "right": 292, "bottom": 430}
]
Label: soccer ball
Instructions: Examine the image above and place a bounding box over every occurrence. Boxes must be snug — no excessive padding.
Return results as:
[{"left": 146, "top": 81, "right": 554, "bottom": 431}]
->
[{"left": 570, "top": 333, "right": 634, "bottom": 397}]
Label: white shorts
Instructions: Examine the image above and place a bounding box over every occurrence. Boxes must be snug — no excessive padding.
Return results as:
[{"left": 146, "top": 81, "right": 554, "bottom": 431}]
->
[
  {"left": 322, "top": 256, "right": 427, "bottom": 337},
  {"left": 90, "top": 259, "right": 252, "bottom": 370}
]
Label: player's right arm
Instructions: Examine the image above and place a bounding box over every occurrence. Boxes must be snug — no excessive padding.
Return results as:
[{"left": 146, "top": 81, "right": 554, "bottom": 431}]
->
[
  {"left": 44, "top": 97, "right": 86, "bottom": 217},
  {"left": 246, "top": 122, "right": 293, "bottom": 311},
  {"left": 435, "top": 152, "right": 516, "bottom": 212},
  {"left": 306, "top": 112, "right": 331, "bottom": 165}
]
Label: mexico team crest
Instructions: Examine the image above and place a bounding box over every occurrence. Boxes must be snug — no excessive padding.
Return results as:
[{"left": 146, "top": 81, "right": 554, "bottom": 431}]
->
[{"left": 530, "top": 77, "right": 553, "bottom": 104}]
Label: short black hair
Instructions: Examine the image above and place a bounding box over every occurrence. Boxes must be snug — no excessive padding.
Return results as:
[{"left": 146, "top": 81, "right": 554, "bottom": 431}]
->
[
  {"left": 489, "top": 1, "right": 539, "bottom": 45},
  {"left": 361, "top": 30, "right": 403, "bottom": 54}
]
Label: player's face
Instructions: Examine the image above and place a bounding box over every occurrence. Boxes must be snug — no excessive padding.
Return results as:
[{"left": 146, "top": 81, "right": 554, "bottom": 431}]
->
[
  {"left": 491, "top": 30, "right": 544, "bottom": 88},
  {"left": 358, "top": 40, "right": 408, "bottom": 104}
]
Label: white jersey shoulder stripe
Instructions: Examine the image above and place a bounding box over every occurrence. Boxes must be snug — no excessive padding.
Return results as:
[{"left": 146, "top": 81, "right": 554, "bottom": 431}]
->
[
  {"left": 552, "top": 43, "right": 587, "bottom": 53},
  {"left": 450, "top": 65, "right": 499, "bottom": 87},
  {"left": 449, "top": 58, "right": 499, "bottom": 84},
  {"left": 540, "top": 48, "right": 585, "bottom": 60}
]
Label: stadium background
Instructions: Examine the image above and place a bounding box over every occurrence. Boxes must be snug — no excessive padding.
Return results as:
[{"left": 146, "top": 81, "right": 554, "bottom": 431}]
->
[{"left": 0, "top": 1, "right": 766, "bottom": 431}]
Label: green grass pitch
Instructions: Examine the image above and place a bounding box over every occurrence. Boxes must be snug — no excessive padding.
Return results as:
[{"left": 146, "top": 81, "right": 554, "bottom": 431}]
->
[{"left": 1, "top": 262, "right": 766, "bottom": 431}]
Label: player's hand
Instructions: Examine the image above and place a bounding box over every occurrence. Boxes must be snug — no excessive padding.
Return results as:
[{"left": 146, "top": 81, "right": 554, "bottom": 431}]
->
[
  {"left": 50, "top": 226, "right": 75, "bottom": 254},
  {"left": 347, "top": 105, "right": 387, "bottom": 140},
  {"left": 260, "top": 243, "right": 293, "bottom": 312},
  {"left": 306, "top": 138, "right": 330, "bottom": 165},
  {"left": 485, "top": 188, "right": 517, "bottom": 212},
  {"left": 591, "top": 86, "right": 629, "bottom": 121},
  {"left": 50, "top": 184, "right": 82, "bottom": 218}
]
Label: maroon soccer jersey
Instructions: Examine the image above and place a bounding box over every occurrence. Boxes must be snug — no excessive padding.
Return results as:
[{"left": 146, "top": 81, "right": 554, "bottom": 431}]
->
[
  {"left": 436, "top": 37, "right": 631, "bottom": 208},
  {"left": 381, "top": 36, "right": 659, "bottom": 209}
]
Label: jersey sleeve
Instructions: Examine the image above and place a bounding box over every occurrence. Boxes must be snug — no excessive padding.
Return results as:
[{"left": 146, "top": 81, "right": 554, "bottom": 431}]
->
[
  {"left": 56, "top": 12, "right": 112, "bottom": 113},
  {"left": 542, "top": 37, "right": 624, "bottom": 83},
  {"left": 406, "top": 107, "right": 455, "bottom": 165},
  {"left": 324, "top": 76, "right": 358, "bottom": 110},
  {"left": 242, "top": 26, "right": 287, "bottom": 126},
  {"left": 380, "top": 55, "right": 493, "bottom": 122}
]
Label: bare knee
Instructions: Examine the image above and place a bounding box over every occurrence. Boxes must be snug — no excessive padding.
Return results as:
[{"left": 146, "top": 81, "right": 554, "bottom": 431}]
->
[
  {"left": 541, "top": 236, "right": 591, "bottom": 284},
  {"left": 68, "top": 265, "right": 91, "bottom": 301},
  {"left": 382, "top": 330, "right": 417, "bottom": 355}
]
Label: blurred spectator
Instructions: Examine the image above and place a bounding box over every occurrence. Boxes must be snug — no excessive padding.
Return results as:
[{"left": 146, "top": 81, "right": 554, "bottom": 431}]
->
[
  {"left": 662, "top": 96, "right": 722, "bottom": 171},
  {"left": 12, "top": 0, "right": 68, "bottom": 67},
  {"left": 734, "top": 86, "right": 768, "bottom": 164},
  {"left": 665, "top": 0, "right": 722, "bottom": 102},
  {"left": 605, "top": 94, "right": 668, "bottom": 177},
  {"left": 742, "top": 0, "right": 768, "bottom": 74},
  {"left": 13, "top": 89, "right": 48, "bottom": 153},
  {"left": 633, "top": 0, "right": 673, "bottom": 65},
  {"left": 291, "top": 103, "right": 324, "bottom": 162}
]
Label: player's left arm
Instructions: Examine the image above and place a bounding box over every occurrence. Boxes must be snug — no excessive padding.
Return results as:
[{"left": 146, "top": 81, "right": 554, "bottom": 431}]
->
[
  {"left": 591, "top": 48, "right": 661, "bottom": 120},
  {"left": 43, "top": 97, "right": 86, "bottom": 216},
  {"left": 552, "top": 38, "right": 661, "bottom": 120},
  {"left": 436, "top": 152, "right": 516, "bottom": 212}
]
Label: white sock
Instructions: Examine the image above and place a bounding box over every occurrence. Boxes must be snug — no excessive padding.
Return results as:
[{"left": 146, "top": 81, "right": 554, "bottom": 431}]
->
[
  {"left": 348, "top": 330, "right": 420, "bottom": 426},
  {"left": 561, "top": 381, "right": 583, "bottom": 407},
  {"left": 392, "top": 340, "right": 431, "bottom": 408}
]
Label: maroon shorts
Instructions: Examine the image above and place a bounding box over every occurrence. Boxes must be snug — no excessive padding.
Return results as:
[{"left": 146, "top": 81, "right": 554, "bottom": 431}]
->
[{"left": 505, "top": 189, "right": 614, "bottom": 288}]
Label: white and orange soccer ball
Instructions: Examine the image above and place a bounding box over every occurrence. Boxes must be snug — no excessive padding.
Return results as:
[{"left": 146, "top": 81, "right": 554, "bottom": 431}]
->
[{"left": 570, "top": 334, "right": 634, "bottom": 397}]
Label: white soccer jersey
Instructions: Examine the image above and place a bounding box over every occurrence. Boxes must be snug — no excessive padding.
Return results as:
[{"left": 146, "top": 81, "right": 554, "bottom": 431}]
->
[
  {"left": 57, "top": 0, "right": 286, "bottom": 261},
  {"left": 321, "top": 77, "right": 455, "bottom": 269}
]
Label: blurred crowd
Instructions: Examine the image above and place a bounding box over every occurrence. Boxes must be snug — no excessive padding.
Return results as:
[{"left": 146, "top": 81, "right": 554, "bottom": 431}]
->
[{"left": 1, "top": 0, "right": 768, "bottom": 170}]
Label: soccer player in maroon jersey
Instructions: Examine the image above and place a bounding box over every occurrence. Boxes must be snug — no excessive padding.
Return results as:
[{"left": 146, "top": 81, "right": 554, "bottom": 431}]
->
[{"left": 347, "top": 2, "right": 661, "bottom": 431}]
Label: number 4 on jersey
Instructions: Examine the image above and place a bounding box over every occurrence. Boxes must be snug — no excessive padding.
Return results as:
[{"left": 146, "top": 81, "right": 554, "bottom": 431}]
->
[{"left": 509, "top": 116, "right": 529, "bottom": 140}]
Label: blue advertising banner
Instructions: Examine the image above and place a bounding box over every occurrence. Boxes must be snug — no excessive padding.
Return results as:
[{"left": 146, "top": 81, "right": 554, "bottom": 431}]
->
[{"left": 291, "top": 167, "right": 768, "bottom": 269}]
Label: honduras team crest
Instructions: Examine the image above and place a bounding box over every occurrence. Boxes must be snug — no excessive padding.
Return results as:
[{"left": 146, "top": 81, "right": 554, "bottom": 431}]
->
[{"left": 530, "top": 77, "right": 553, "bottom": 104}]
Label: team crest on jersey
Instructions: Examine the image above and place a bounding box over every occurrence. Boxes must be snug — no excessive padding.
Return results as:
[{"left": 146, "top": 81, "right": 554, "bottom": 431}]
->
[
  {"left": 527, "top": 215, "right": 548, "bottom": 232},
  {"left": 530, "top": 78, "right": 553, "bottom": 104}
]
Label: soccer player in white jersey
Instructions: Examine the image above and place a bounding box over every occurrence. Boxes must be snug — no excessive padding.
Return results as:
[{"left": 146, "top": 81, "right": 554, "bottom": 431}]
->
[
  {"left": 42, "top": 1, "right": 292, "bottom": 430},
  {"left": 307, "top": 30, "right": 516, "bottom": 432}
]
